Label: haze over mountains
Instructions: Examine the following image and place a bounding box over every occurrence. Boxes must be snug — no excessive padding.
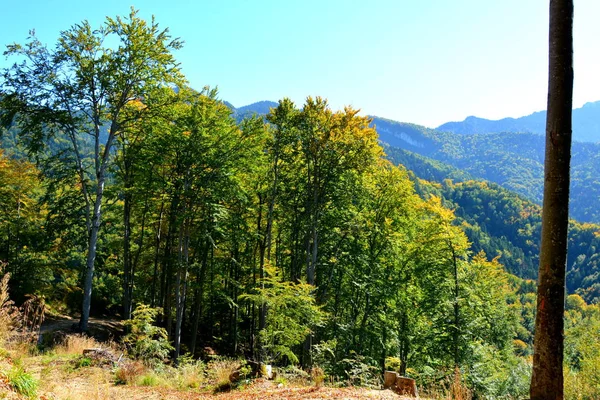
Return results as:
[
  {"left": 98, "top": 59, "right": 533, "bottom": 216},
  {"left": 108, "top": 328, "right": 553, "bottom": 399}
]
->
[{"left": 437, "top": 100, "right": 600, "bottom": 143}]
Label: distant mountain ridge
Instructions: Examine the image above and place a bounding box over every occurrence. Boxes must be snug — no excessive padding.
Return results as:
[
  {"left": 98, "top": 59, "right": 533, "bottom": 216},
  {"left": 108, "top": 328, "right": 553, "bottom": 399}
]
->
[
  {"left": 227, "top": 100, "right": 600, "bottom": 224},
  {"left": 226, "top": 100, "right": 278, "bottom": 122},
  {"left": 437, "top": 101, "right": 600, "bottom": 143}
]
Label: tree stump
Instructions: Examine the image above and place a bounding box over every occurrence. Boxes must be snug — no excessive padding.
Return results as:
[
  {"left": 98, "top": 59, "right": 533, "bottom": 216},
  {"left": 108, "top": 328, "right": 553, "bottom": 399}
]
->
[
  {"left": 395, "top": 376, "right": 418, "bottom": 397},
  {"left": 384, "top": 371, "right": 398, "bottom": 389},
  {"left": 383, "top": 371, "right": 419, "bottom": 397}
]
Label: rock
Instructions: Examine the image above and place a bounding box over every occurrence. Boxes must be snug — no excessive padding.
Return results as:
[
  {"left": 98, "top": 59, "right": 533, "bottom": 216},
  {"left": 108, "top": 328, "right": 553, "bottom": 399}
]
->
[{"left": 264, "top": 364, "right": 274, "bottom": 379}]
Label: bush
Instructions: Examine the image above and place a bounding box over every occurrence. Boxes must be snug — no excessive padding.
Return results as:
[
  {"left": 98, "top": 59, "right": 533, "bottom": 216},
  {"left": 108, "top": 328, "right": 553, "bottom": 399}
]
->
[
  {"left": 239, "top": 266, "right": 325, "bottom": 364},
  {"left": 385, "top": 356, "right": 403, "bottom": 373},
  {"left": 74, "top": 356, "right": 93, "bottom": 368},
  {"left": 339, "top": 353, "right": 380, "bottom": 387},
  {"left": 123, "top": 304, "right": 173, "bottom": 365}
]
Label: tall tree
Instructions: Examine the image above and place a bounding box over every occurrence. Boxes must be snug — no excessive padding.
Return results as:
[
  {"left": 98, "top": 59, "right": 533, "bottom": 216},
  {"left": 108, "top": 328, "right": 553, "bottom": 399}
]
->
[
  {"left": 530, "top": 0, "right": 574, "bottom": 398},
  {"left": 1, "top": 9, "right": 184, "bottom": 330}
]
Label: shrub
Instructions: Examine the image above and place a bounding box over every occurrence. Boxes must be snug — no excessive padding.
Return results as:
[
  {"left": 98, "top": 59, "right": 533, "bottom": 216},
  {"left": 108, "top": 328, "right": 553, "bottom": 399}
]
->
[
  {"left": 339, "top": 353, "right": 380, "bottom": 387},
  {"left": 280, "top": 365, "right": 311, "bottom": 385},
  {"left": 385, "top": 356, "right": 403, "bottom": 373},
  {"left": 239, "top": 266, "right": 325, "bottom": 364},
  {"left": 74, "top": 356, "right": 93, "bottom": 368},
  {"left": 123, "top": 304, "right": 173, "bottom": 365}
]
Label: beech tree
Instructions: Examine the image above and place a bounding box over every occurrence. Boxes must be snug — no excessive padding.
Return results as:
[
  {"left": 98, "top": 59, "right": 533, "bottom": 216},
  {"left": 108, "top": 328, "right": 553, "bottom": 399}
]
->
[
  {"left": 0, "top": 9, "right": 184, "bottom": 330},
  {"left": 530, "top": 0, "right": 574, "bottom": 398}
]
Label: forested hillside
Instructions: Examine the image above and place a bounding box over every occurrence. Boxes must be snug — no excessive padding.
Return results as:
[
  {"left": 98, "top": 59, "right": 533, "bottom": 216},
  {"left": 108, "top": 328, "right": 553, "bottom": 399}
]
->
[
  {"left": 1, "top": 10, "right": 600, "bottom": 400},
  {"left": 374, "top": 118, "right": 600, "bottom": 223}
]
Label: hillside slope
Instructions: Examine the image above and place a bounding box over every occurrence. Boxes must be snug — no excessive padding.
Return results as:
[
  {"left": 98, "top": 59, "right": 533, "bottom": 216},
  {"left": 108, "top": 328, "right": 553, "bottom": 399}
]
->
[{"left": 374, "top": 118, "right": 600, "bottom": 224}]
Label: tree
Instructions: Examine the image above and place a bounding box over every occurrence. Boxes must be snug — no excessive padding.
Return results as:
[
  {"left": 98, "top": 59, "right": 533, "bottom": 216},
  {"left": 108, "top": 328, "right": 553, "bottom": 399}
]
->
[
  {"left": 530, "top": 0, "right": 574, "bottom": 398},
  {"left": 1, "top": 9, "right": 184, "bottom": 330}
]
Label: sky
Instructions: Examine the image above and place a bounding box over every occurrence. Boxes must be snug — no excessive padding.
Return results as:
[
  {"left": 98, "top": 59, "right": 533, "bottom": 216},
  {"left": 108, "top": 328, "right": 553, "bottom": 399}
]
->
[{"left": 1, "top": 0, "right": 598, "bottom": 127}]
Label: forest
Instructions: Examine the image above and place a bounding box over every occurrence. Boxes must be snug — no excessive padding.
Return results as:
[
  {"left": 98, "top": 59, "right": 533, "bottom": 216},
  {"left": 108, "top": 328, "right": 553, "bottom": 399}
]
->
[
  {"left": 374, "top": 118, "right": 600, "bottom": 224},
  {"left": 0, "top": 9, "right": 598, "bottom": 400}
]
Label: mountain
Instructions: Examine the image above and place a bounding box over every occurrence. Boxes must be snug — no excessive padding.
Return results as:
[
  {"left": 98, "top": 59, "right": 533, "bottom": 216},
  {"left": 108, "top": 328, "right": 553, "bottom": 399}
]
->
[
  {"left": 226, "top": 100, "right": 278, "bottom": 122},
  {"left": 373, "top": 117, "right": 600, "bottom": 224},
  {"left": 437, "top": 101, "right": 600, "bottom": 143}
]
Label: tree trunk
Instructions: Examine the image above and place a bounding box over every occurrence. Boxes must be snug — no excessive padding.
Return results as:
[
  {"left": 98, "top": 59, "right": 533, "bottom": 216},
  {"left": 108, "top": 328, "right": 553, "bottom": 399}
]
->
[
  {"left": 174, "top": 218, "right": 190, "bottom": 363},
  {"left": 122, "top": 172, "right": 133, "bottom": 320},
  {"left": 451, "top": 244, "right": 460, "bottom": 369},
  {"left": 151, "top": 200, "right": 165, "bottom": 308},
  {"left": 530, "top": 1, "right": 573, "bottom": 399},
  {"left": 80, "top": 176, "right": 105, "bottom": 331}
]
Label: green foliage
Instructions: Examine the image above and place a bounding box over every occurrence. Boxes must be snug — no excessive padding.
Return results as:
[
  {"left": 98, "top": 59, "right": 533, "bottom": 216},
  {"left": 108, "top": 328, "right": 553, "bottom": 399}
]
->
[
  {"left": 240, "top": 266, "right": 324, "bottom": 363},
  {"left": 6, "top": 367, "right": 38, "bottom": 398},
  {"left": 123, "top": 304, "right": 173, "bottom": 364},
  {"left": 385, "top": 356, "right": 403, "bottom": 373},
  {"left": 339, "top": 353, "right": 380, "bottom": 387},
  {"left": 74, "top": 356, "right": 92, "bottom": 368},
  {"left": 2, "top": 10, "right": 589, "bottom": 397},
  {"left": 564, "top": 302, "right": 600, "bottom": 399}
]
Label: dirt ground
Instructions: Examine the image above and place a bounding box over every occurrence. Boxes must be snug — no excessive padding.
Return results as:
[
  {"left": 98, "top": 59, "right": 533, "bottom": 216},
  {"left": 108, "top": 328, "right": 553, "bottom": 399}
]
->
[{"left": 38, "top": 375, "right": 408, "bottom": 400}]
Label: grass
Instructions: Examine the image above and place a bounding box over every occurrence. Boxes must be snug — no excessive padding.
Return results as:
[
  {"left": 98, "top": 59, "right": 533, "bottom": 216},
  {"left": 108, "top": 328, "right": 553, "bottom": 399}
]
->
[
  {"left": 6, "top": 366, "right": 38, "bottom": 398},
  {"left": 206, "top": 357, "right": 240, "bottom": 392},
  {"left": 114, "top": 361, "right": 146, "bottom": 385},
  {"left": 56, "top": 334, "right": 103, "bottom": 356},
  {"left": 138, "top": 372, "right": 159, "bottom": 387}
]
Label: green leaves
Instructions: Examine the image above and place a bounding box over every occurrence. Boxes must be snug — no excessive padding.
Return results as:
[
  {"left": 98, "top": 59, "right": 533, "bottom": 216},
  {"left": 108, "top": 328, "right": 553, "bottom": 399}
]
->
[
  {"left": 123, "top": 304, "right": 173, "bottom": 365},
  {"left": 240, "top": 266, "right": 325, "bottom": 364}
]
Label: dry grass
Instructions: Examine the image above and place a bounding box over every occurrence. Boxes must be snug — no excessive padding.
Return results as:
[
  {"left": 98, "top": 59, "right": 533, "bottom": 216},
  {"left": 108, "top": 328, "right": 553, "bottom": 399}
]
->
[
  {"left": 0, "top": 263, "right": 20, "bottom": 345},
  {"left": 115, "top": 361, "right": 146, "bottom": 385},
  {"left": 206, "top": 357, "right": 240, "bottom": 391},
  {"left": 56, "top": 334, "right": 102, "bottom": 356},
  {"left": 447, "top": 367, "right": 472, "bottom": 400},
  {"left": 310, "top": 366, "right": 325, "bottom": 388},
  {"left": 172, "top": 361, "right": 207, "bottom": 390}
]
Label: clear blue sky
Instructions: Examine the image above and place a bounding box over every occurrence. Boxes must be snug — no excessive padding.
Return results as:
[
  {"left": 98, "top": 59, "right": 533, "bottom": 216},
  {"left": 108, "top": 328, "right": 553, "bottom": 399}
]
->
[{"left": 1, "top": 0, "right": 598, "bottom": 127}]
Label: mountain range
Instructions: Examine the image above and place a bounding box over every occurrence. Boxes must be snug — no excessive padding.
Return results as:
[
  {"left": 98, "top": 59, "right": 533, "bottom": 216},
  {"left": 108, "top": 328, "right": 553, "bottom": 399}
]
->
[{"left": 437, "top": 101, "right": 600, "bottom": 143}]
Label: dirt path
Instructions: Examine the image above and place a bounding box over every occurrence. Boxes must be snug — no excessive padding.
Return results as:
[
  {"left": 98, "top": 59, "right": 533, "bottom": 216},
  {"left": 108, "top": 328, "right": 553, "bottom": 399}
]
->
[{"left": 40, "top": 315, "right": 123, "bottom": 341}]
